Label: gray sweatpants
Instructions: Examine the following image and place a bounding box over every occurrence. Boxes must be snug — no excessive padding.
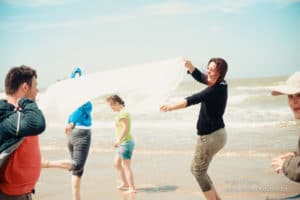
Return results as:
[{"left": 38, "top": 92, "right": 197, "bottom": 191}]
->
[
  {"left": 191, "top": 128, "right": 227, "bottom": 192},
  {"left": 67, "top": 128, "right": 91, "bottom": 177}
]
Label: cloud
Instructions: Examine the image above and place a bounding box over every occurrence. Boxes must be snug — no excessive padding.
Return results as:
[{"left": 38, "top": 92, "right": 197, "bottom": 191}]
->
[
  {"left": 276, "top": 0, "right": 300, "bottom": 5},
  {"left": 2, "top": 0, "right": 76, "bottom": 6},
  {"left": 0, "top": 14, "right": 135, "bottom": 32},
  {"left": 213, "top": 0, "right": 300, "bottom": 13},
  {"left": 213, "top": 0, "right": 255, "bottom": 13},
  {"left": 210, "top": 24, "right": 224, "bottom": 33},
  {"left": 141, "top": 2, "right": 198, "bottom": 16},
  {"left": 0, "top": 2, "right": 196, "bottom": 32},
  {"left": 133, "top": 0, "right": 300, "bottom": 16},
  {"left": 1, "top": 0, "right": 299, "bottom": 32}
]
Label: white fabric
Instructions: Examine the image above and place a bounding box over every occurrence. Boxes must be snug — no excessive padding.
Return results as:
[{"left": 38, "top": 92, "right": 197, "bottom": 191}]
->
[{"left": 38, "top": 57, "right": 185, "bottom": 122}]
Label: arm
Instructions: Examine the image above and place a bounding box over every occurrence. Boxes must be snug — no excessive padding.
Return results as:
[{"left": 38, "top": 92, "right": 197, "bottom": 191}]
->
[
  {"left": 66, "top": 107, "right": 83, "bottom": 135},
  {"left": 272, "top": 138, "right": 300, "bottom": 182},
  {"left": 280, "top": 152, "right": 297, "bottom": 159},
  {"left": 160, "top": 99, "right": 187, "bottom": 112},
  {"left": 190, "top": 68, "right": 208, "bottom": 84},
  {"left": 160, "top": 87, "right": 215, "bottom": 112},
  {"left": 65, "top": 122, "right": 74, "bottom": 135},
  {"left": 185, "top": 60, "right": 207, "bottom": 84},
  {"left": 1, "top": 98, "right": 46, "bottom": 137},
  {"left": 185, "top": 60, "right": 196, "bottom": 74},
  {"left": 185, "top": 87, "right": 215, "bottom": 106},
  {"left": 282, "top": 155, "right": 300, "bottom": 182},
  {"left": 114, "top": 118, "right": 129, "bottom": 147}
]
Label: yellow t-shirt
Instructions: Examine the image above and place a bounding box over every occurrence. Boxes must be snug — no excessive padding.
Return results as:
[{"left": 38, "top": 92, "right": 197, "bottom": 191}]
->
[{"left": 115, "top": 110, "right": 133, "bottom": 144}]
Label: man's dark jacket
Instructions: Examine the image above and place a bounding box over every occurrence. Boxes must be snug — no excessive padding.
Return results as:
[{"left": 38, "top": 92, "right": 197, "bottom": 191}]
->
[{"left": 0, "top": 98, "right": 46, "bottom": 153}]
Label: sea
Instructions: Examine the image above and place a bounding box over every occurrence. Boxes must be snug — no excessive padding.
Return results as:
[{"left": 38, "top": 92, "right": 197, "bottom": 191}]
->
[{"left": 1, "top": 76, "right": 298, "bottom": 158}]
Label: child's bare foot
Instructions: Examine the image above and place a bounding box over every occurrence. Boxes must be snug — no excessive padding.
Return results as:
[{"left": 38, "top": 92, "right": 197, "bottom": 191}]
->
[
  {"left": 126, "top": 188, "right": 137, "bottom": 193},
  {"left": 116, "top": 184, "right": 129, "bottom": 190}
]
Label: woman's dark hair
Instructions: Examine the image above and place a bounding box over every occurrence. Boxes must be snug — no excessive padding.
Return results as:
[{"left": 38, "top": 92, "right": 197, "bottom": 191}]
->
[
  {"left": 208, "top": 57, "right": 228, "bottom": 83},
  {"left": 5, "top": 65, "right": 37, "bottom": 95},
  {"left": 106, "top": 94, "right": 125, "bottom": 106}
]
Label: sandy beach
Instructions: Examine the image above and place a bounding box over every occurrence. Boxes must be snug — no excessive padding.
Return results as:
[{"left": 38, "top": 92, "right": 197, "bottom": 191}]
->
[
  {"left": 35, "top": 147, "right": 299, "bottom": 200},
  {"left": 2, "top": 73, "right": 299, "bottom": 200},
  {"left": 29, "top": 76, "right": 300, "bottom": 200}
]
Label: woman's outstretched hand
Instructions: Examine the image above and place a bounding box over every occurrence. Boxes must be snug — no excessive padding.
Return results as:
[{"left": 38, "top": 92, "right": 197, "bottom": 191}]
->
[
  {"left": 160, "top": 105, "right": 172, "bottom": 112},
  {"left": 160, "top": 100, "right": 187, "bottom": 112}
]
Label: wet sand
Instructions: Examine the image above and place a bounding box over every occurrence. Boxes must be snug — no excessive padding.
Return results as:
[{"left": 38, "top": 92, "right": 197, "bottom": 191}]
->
[{"left": 35, "top": 148, "right": 300, "bottom": 200}]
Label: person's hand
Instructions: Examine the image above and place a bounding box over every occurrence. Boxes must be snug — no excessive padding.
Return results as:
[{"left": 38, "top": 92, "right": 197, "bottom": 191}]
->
[
  {"left": 272, "top": 152, "right": 296, "bottom": 173},
  {"left": 279, "top": 152, "right": 296, "bottom": 159},
  {"left": 184, "top": 59, "right": 195, "bottom": 73},
  {"left": 65, "top": 123, "right": 74, "bottom": 135},
  {"left": 160, "top": 105, "right": 172, "bottom": 112},
  {"left": 271, "top": 156, "right": 285, "bottom": 173},
  {"left": 114, "top": 141, "right": 120, "bottom": 148},
  {"left": 271, "top": 152, "right": 295, "bottom": 174}
]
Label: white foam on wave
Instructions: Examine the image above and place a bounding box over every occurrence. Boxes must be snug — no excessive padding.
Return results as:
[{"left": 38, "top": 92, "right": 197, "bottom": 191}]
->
[
  {"left": 225, "top": 106, "right": 293, "bottom": 123},
  {"left": 227, "top": 120, "right": 298, "bottom": 129},
  {"left": 228, "top": 94, "right": 250, "bottom": 105},
  {"left": 46, "top": 120, "right": 195, "bottom": 129},
  {"left": 234, "top": 86, "right": 272, "bottom": 92},
  {"left": 40, "top": 146, "right": 278, "bottom": 158},
  {"left": 45, "top": 116, "right": 295, "bottom": 131}
]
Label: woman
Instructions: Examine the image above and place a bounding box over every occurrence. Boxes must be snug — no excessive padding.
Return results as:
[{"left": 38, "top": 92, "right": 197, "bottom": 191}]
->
[
  {"left": 42, "top": 67, "right": 92, "bottom": 200},
  {"left": 160, "top": 58, "right": 228, "bottom": 200},
  {"left": 106, "top": 95, "right": 136, "bottom": 193}
]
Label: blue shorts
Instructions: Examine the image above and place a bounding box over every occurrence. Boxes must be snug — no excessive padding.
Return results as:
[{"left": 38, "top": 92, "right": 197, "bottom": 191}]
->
[{"left": 117, "top": 140, "right": 135, "bottom": 160}]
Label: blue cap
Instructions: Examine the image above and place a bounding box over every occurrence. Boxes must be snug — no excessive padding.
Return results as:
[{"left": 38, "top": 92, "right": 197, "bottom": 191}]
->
[{"left": 71, "top": 67, "right": 82, "bottom": 78}]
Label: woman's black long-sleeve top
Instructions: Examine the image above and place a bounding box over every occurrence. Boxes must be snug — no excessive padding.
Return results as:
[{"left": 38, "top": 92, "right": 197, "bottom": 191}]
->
[{"left": 185, "top": 68, "right": 228, "bottom": 135}]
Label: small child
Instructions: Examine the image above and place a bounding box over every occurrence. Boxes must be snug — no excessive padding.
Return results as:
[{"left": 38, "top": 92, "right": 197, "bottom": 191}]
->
[{"left": 106, "top": 95, "right": 136, "bottom": 193}]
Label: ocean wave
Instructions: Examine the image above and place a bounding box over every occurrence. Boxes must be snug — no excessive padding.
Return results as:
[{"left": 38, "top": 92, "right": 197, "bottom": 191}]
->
[
  {"left": 228, "top": 94, "right": 250, "bottom": 105},
  {"left": 46, "top": 120, "right": 195, "bottom": 129},
  {"left": 234, "top": 86, "right": 272, "bottom": 92},
  {"left": 40, "top": 146, "right": 278, "bottom": 158},
  {"left": 225, "top": 107, "right": 292, "bottom": 121},
  {"left": 45, "top": 117, "right": 296, "bottom": 130}
]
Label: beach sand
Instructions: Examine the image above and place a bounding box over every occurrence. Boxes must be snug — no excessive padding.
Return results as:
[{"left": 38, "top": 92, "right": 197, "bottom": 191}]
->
[
  {"left": 35, "top": 148, "right": 300, "bottom": 200},
  {"left": 31, "top": 76, "right": 300, "bottom": 199}
]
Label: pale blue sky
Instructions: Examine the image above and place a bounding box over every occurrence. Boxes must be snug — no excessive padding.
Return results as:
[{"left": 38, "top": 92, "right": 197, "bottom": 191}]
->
[{"left": 0, "top": 0, "right": 300, "bottom": 89}]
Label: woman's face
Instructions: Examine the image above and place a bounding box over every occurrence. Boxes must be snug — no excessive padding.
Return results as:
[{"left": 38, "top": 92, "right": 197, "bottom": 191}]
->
[
  {"left": 288, "top": 93, "right": 300, "bottom": 119},
  {"left": 207, "top": 61, "right": 220, "bottom": 86}
]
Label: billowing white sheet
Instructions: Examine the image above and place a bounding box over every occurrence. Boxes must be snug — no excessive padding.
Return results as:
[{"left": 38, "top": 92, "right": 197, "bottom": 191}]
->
[{"left": 38, "top": 57, "right": 185, "bottom": 122}]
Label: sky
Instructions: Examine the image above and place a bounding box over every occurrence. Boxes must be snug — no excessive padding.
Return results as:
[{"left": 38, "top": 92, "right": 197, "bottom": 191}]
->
[{"left": 0, "top": 0, "right": 300, "bottom": 89}]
